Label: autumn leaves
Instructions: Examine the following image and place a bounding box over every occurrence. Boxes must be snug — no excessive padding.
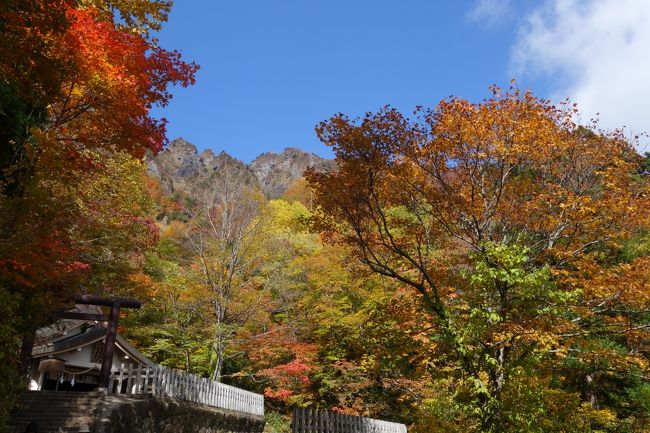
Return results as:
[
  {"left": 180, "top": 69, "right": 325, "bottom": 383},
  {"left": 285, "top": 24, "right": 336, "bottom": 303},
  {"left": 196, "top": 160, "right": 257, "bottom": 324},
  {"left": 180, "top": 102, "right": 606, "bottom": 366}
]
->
[
  {"left": 1, "top": 2, "right": 649, "bottom": 431},
  {"left": 0, "top": 1, "right": 195, "bottom": 425},
  {"left": 307, "top": 88, "right": 650, "bottom": 432}
]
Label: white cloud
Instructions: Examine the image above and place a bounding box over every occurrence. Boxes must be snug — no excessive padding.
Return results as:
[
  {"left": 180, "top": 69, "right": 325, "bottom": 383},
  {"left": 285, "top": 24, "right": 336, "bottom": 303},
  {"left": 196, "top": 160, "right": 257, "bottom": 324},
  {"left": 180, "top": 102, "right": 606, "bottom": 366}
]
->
[
  {"left": 511, "top": 0, "right": 650, "bottom": 150},
  {"left": 467, "top": 0, "right": 514, "bottom": 27}
]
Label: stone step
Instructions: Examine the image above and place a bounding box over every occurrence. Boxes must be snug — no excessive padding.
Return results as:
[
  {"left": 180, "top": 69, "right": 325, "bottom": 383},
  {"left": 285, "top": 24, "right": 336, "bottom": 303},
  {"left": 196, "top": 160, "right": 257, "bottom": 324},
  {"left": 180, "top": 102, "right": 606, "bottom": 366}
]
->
[
  {"left": 11, "top": 418, "right": 92, "bottom": 423},
  {"left": 15, "top": 400, "right": 99, "bottom": 407},
  {"left": 9, "top": 424, "right": 89, "bottom": 433},
  {"left": 9, "top": 423, "right": 92, "bottom": 428},
  {"left": 9, "top": 418, "right": 94, "bottom": 425},
  {"left": 17, "top": 399, "right": 98, "bottom": 404},
  {"left": 9, "top": 419, "right": 91, "bottom": 426},
  {"left": 11, "top": 409, "right": 96, "bottom": 418},
  {"left": 9, "top": 422, "right": 92, "bottom": 429},
  {"left": 14, "top": 402, "right": 99, "bottom": 407},
  {"left": 18, "top": 393, "right": 99, "bottom": 397},
  {"left": 11, "top": 411, "right": 94, "bottom": 415},
  {"left": 13, "top": 412, "right": 96, "bottom": 416},
  {"left": 16, "top": 412, "right": 94, "bottom": 416},
  {"left": 21, "top": 391, "right": 99, "bottom": 396},
  {"left": 13, "top": 405, "right": 99, "bottom": 411},
  {"left": 13, "top": 402, "right": 100, "bottom": 408},
  {"left": 17, "top": 398, "right": 99, "bottom": 403},
  {"left": 13, "top": 409, "right": 97, "bottom": 415},
  {"left": 16, "top": 400, "right": 98, "bottom": 405},
  {"left": 17, "top": 396, "right": 99, "bottom": 402},
  {"left": 9, "top": 391, "right": 100, "bottom": 433},
  {"left": 18, "top": 396, "right": 98, "bottom": 400},
  {"left": 10, "top": 415, "right": 95, "bottom": 422},
  {"left": 9, "top": 420, "right": 94, "bottom": 426}
]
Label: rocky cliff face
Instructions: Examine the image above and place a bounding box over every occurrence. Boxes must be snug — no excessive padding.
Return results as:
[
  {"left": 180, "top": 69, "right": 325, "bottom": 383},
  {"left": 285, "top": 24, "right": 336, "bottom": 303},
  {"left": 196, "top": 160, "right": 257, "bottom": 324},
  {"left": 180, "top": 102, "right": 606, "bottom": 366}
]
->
[
  {"left": 148, "top": 138, "right": 334, "bottom": 198},
  {"left": 250, "top": 147, "right": 336, "bottom": 197}
]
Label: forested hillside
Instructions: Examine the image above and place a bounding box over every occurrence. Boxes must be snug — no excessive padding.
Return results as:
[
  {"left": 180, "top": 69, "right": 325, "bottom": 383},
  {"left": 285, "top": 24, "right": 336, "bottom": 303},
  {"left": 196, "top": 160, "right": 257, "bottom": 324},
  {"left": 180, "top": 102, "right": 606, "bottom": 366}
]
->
[{"left": 120, "top": 92, "right": 650, "bottom": 432}]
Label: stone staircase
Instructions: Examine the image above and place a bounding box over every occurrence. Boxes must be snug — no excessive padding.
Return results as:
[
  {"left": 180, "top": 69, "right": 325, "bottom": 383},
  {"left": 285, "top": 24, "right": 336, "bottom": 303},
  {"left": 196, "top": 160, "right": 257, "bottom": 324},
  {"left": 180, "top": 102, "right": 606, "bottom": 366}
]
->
[{"left": 8, "top": 391, "right": 101, "bottom": 433}]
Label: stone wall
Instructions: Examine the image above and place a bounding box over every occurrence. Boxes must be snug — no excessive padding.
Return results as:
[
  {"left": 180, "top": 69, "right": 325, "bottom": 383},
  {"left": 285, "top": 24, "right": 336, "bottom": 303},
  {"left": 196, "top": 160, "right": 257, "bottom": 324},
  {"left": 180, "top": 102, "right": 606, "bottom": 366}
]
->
[{"left": 94, "top": 395, "right": 265, "bottom": 433}]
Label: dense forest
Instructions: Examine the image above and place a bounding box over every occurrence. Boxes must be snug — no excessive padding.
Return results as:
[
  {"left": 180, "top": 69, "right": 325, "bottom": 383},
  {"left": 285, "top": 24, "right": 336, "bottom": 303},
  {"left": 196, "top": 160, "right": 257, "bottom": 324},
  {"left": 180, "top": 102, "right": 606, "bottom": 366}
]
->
[{"left": 1, "top": 1, "right": 649, "bottom": 433}]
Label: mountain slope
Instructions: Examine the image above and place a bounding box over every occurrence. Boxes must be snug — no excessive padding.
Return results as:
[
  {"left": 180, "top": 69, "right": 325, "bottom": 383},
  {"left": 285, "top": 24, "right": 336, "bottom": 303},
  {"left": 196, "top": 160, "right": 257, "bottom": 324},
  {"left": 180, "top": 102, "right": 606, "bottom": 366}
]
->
[{"left": 147, "top": 138, "right": 334, "bottom": 198}]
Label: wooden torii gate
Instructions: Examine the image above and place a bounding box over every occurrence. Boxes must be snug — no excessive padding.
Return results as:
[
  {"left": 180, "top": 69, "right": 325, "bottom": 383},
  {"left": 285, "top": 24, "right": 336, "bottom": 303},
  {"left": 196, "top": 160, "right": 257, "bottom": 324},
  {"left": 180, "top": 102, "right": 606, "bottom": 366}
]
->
[{"left": 58, "top": 295, "right": 141, "bottom": 389}]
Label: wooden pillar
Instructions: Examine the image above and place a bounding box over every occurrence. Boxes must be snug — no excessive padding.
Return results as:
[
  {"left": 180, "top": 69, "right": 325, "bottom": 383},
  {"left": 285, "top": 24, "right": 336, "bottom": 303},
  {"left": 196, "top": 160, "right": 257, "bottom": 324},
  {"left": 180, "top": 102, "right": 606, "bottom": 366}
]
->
[
  {"left": 98, "top": 301, "right": 121, "bottom": 389},
  {"left": 19, "top": 328, "right": 36, "bottom": 379}
]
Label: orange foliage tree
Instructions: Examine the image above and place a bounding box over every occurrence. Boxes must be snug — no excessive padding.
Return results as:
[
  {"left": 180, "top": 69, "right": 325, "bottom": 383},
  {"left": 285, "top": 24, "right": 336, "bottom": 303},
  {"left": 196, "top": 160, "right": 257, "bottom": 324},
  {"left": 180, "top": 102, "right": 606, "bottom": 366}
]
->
[
  {"left": 307, "top": 86, "right": 650, "bottom": 432},
  {"left": 0, "top": 0, "right": 197, "bottom": 309},
  {"left": 0, "top": 0, "right": 196, "bottom": 421}
]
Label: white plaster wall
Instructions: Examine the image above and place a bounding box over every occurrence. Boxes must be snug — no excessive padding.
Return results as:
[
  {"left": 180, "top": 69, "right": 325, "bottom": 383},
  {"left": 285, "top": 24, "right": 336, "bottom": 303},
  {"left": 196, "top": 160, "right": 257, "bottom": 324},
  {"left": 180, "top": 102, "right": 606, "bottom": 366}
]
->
[{"left": 36, "top": 344, "right": 140, "bottom": 371}]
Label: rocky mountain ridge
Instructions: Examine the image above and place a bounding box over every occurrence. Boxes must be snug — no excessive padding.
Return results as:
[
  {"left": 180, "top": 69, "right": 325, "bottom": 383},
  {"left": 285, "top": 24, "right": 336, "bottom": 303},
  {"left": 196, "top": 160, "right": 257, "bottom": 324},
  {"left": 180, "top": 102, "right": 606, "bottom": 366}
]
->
[{"left": 147, "top": 138, "right": 335, "bottom": 197}]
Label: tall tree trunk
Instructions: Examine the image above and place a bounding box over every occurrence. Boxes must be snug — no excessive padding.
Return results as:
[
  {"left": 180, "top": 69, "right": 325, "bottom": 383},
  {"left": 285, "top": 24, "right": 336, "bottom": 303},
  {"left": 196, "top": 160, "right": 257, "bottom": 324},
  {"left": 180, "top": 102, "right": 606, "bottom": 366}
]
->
[
  {"left": 212, "top": 338, "right": 224, "bottom": 382},
  {"left": 211, "top": 301, "right": 227, "bottom": 382},
  {"left": 586, "top": 374, "right": 598, "bottom": 409},
  {"left": 184, "top": 349, "right": 191, "bottom": 374},
  {"left": 19, "top": 328, "right": 35, "bottom": 380},
  {"left": 479, "top": 347, "right": 507, "bottom": 432}
]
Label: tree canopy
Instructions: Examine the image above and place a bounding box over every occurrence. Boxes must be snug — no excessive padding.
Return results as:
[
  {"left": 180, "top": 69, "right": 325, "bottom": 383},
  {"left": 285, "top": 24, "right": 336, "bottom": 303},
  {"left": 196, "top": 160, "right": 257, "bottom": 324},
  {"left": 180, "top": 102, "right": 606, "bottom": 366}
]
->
[
  {"left": 306, "top": 87, "right": 650, "bottom": 432},
  {"left": 0, "top": 0, "right": 196, "bottom": 426}
]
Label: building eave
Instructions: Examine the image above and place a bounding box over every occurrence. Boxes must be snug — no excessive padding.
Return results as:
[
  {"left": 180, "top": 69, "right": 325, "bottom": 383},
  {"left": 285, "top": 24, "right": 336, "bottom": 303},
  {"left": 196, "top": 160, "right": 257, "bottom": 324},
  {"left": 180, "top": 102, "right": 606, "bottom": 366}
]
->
[{"left": 32, "top": 327, "right": 152, "bottom": 367}]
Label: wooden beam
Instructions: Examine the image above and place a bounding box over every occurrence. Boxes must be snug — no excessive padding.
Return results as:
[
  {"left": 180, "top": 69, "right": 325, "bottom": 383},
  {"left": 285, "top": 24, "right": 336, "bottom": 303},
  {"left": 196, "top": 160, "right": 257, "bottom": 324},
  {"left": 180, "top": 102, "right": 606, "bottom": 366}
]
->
[
  {"left": 58, "top": 312, "right": 109, "bottom": 322},
  {"left": 75, "top": 295, "right": 141, "bottom": 309}
]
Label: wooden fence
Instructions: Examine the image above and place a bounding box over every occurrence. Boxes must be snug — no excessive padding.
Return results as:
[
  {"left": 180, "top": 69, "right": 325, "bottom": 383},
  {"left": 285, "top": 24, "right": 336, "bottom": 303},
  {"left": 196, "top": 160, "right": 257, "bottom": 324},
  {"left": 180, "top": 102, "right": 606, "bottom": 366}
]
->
[
  {"left": 291, "top": 408, "right": 407, "bottom": 433},
  {"left": 108, "top": 363, "right": 264, "bottom": 416}
]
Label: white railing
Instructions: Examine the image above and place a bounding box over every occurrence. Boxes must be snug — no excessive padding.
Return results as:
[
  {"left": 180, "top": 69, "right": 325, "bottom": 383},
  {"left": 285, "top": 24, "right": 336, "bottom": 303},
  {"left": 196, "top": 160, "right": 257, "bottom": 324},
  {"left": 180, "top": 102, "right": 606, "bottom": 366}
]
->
[
  {"left": 360, "top": 418, "right": 408, "bottom": 433},
  {"left": 108, "top": 363, "right": 264, "bottom": 416},
  {"left": 292, "top": 408, "right": 407, "bottom": 433}
]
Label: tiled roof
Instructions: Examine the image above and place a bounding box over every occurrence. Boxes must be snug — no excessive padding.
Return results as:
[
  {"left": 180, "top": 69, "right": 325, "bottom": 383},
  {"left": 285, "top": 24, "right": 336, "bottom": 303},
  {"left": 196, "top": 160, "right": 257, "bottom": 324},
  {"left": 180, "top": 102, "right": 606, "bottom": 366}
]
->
[{"left": 33, "top": 326, "right": 152, "bottom": 366}]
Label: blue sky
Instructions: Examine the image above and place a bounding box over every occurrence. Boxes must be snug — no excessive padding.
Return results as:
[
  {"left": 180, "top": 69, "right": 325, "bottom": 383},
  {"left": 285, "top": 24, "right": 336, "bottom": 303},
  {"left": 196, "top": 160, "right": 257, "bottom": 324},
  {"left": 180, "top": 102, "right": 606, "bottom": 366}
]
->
[{"left": 153, "top": 0, "right": 650, "bottom": 162}]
